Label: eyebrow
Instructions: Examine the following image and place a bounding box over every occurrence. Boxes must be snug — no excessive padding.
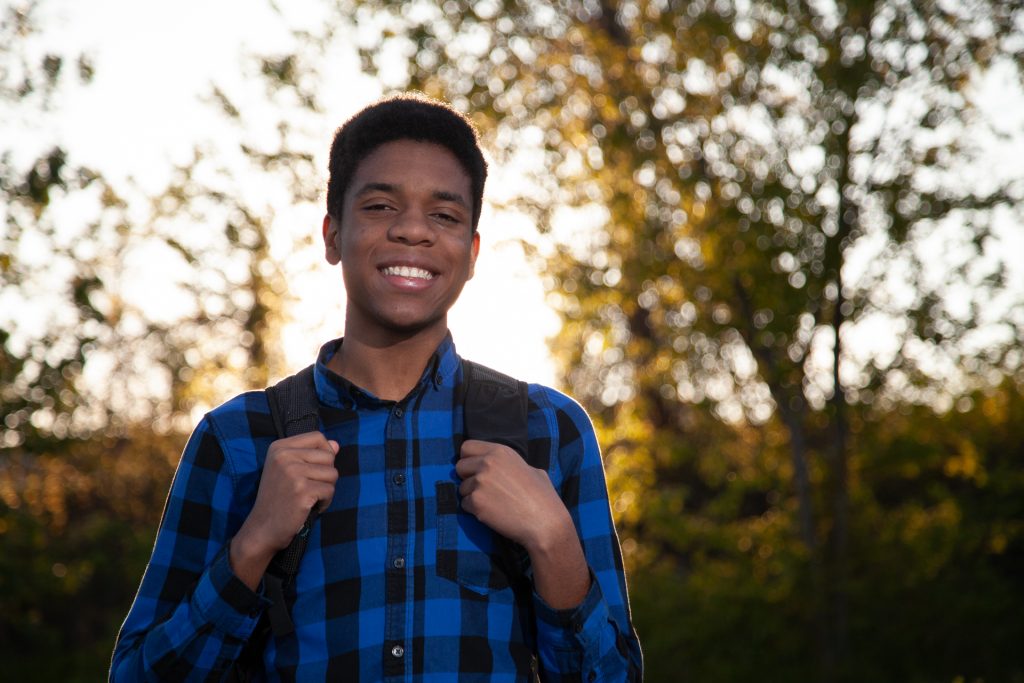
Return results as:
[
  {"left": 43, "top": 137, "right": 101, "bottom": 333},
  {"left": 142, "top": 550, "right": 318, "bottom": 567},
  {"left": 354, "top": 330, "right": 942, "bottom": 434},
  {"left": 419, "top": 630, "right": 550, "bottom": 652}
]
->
[
  {"left": 355, "top": 182, "right": 469, "bottom": 208},
  {"left": 431, "top": 190, "right": 469, "bottom": 208}
]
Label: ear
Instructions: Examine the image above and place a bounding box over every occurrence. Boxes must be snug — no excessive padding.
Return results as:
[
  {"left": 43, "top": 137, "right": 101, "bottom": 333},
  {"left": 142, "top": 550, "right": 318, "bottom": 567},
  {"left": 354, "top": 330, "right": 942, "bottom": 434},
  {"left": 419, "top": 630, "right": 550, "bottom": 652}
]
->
[
  {"left": 323, "top": 214, "right": 341, "bottom": 265},
  {"left": 467, "top": 231, "right": 480, "bottom": 280}
]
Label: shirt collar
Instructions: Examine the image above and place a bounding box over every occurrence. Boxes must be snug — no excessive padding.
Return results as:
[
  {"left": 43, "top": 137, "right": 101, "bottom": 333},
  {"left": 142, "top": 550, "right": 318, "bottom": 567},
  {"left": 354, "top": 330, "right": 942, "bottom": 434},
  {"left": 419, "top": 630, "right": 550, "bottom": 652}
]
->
[{"left": 313, "top": 333, "right": 461, "bottom": 409}]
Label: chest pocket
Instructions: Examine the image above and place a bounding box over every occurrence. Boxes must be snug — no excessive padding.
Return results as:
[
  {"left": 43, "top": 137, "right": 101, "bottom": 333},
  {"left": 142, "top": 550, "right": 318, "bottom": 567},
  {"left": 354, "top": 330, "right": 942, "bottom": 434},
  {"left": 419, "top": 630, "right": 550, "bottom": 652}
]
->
[{"left": 435, "top": 481, "right": 526, "bottom": 595}]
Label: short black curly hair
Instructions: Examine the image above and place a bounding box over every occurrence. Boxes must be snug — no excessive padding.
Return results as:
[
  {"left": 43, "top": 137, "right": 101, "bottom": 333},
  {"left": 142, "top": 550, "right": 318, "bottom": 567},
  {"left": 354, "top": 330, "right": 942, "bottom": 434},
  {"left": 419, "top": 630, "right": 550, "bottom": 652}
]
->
[{"left": 326, "top": 93, "right": 488, "bottom": 231}]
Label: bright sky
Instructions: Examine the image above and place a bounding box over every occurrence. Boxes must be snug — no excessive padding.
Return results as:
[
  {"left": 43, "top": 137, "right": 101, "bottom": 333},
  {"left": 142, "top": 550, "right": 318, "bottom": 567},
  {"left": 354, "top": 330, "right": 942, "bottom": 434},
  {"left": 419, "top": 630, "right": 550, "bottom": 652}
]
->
[
  {"left": 26, "top": 0, "right": 562, "bottom": 386},
  {"left": 10, "top": 0, "right": 1023, "bottom": 412}
]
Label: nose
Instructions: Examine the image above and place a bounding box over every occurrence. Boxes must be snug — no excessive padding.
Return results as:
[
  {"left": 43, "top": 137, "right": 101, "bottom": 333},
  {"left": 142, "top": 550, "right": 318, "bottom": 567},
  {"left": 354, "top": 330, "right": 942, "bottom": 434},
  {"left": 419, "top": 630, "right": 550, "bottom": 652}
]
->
[{"left": 387, "top": 209, "right": 435, "bottom": 246}]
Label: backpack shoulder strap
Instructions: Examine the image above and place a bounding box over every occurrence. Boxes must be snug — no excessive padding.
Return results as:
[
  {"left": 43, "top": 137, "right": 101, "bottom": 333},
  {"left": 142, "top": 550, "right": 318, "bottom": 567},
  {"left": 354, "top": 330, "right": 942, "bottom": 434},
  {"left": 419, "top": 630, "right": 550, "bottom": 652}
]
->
[
  {"left": 229, "top": 365, "right": 322, "bottom": 678},
  {"left": 461, "top": 359, "right": 532, "bottom": 464},
  {"left": 460, "top": 360, "right": 536, "bottom": 580},
  {"left": 262, "top": 364, "right": 320, "bottom": 638},
  {"left": 265, "top": 364, "right": 319, "bottom": 437}
]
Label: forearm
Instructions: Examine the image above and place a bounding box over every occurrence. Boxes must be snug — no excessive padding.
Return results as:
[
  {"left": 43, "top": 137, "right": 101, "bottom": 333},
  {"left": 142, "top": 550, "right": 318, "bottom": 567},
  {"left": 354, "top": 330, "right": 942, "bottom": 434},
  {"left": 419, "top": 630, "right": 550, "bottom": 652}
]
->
[
  {"left": 526, "top": 514, "right": 641, "bottom": 682},
  {"left": 112, "top": 414, "right": 271, "bottom": 681},
  {"left": 530, "top": 392, "right": 643, "bottom": 681},
  {"left": 525, "top": 507, "right": 591, "bottom": 609},
  {"left": 525, "top": 502, "right": 639, "bottom": 681}
]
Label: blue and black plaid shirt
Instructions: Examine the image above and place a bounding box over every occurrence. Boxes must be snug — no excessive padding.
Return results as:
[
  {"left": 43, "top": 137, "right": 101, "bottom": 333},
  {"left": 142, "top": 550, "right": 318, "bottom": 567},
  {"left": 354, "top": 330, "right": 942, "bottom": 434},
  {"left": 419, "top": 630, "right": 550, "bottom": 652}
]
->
[{"left": 112, "top": 336, "right": 642, "bottom": 681}]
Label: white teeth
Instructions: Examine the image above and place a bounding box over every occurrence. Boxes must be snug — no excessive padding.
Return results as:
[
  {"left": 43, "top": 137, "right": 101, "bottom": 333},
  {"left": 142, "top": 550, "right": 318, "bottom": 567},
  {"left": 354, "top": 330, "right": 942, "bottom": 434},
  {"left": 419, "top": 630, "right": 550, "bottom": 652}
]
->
[{"left": 382, "top": 265, "right": 434, "bottom": 280}]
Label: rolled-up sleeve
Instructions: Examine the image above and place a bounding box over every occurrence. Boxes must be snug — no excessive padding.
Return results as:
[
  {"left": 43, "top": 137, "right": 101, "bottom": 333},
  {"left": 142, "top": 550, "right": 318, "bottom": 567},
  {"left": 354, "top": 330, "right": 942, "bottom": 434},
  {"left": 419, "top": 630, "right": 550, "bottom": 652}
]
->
[
  {"left": 110, "top": 415, "right": 270, "bottom": 681},
  {"left": 532, "top": 390, "right": 643, "bottom": 682}
]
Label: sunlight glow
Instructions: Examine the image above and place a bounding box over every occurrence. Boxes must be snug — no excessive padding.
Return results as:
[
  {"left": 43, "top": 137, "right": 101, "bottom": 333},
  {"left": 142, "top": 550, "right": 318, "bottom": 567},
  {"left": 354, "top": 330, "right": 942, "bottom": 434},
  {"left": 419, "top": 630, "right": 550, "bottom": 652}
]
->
[{"left": 34, "top": 0, "right": 560, "bottom": 393}]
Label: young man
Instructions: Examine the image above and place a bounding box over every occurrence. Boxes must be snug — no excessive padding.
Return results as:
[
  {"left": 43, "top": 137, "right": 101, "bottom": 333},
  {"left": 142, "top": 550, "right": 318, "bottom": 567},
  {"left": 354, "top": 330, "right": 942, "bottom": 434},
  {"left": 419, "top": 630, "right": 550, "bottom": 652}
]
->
[{"left": 111, "top": 94, "right": 642, "bottom": 681}]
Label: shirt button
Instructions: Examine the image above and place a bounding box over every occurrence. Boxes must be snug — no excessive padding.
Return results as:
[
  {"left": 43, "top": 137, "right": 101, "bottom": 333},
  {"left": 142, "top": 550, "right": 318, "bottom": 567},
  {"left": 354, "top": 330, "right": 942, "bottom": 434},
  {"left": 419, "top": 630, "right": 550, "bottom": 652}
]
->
[
  {"left": 391, "top": 645, "right": 404, "bottom": 658},
  {"left": 393, "top": 473, "right": 406, "bottom": 486},
  {"left": 394, "top": 407, "right": 404, "bottom": 418},
  {"left": 393, "top": 557, "right": 405, "bottom": 569}
]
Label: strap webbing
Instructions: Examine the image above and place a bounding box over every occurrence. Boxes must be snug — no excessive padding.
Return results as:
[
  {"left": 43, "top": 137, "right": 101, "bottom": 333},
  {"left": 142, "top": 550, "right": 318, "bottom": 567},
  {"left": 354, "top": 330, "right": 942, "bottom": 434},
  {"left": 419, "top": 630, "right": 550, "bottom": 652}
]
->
[{"left": 263, "top": 364, "right": 320, "bottom": 637}]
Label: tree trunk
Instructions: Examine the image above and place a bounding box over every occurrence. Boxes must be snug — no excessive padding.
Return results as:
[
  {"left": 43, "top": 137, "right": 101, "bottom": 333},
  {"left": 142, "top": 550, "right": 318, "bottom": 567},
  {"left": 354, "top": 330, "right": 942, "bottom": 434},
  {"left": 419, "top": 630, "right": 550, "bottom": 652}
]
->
[
  {"left": 827, "top": 114, "right": 855, "bottom": 680},
  {"left": 731, "top": 276, "right": 833, "bottom": 680}
]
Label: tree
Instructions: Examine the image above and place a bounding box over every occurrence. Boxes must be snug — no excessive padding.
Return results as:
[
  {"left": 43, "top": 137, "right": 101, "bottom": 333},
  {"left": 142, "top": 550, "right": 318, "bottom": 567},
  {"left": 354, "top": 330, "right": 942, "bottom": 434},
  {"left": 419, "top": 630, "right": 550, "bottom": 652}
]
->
[
  {"left": 847, "top": 378, "right": 1024, "bottom": 682},
  {"left": 315, "top": 0, "right": 1024, "bottom": 679},
  {"left": 0, "top": 3, "right": 301, "bottom": 677},
  {"left": 6, "top": 0, "right": 1022, "bottom": 678}
]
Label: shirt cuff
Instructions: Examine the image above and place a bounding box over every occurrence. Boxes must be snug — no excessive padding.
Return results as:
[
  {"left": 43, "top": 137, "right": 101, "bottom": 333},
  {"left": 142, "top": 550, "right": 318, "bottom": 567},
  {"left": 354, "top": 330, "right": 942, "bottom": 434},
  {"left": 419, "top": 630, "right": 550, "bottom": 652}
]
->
[
  {"left": 190, "top": 545, "right": 271, "bottom": 640},
  {"left": 533, "top": 569, "right": 610, "bottom": 668}
]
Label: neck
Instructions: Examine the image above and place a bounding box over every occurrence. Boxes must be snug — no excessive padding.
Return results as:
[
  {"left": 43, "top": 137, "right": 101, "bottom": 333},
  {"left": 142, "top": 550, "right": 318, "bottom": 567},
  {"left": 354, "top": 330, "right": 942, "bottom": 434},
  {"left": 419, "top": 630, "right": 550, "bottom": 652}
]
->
[{"left": 328, "top": 325, "right": 447, "bottom": 402}]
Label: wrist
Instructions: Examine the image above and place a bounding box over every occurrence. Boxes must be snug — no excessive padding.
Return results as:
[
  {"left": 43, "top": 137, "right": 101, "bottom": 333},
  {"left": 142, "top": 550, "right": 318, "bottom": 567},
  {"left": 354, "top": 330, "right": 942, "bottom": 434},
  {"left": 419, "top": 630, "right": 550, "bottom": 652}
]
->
[
  {"left": 229, "top": 525, "right": 276, "bottom": 590},
  {"left": 523, "top": 505, "right": 577, "bottom": 558}
]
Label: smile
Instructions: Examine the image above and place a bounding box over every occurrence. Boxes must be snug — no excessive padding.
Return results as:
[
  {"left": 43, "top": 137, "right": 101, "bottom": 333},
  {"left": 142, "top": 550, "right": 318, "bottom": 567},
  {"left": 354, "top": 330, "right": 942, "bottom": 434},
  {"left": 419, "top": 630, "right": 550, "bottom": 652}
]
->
[{"left": 380, "top": 265, "right": 436, "bottom": 280}]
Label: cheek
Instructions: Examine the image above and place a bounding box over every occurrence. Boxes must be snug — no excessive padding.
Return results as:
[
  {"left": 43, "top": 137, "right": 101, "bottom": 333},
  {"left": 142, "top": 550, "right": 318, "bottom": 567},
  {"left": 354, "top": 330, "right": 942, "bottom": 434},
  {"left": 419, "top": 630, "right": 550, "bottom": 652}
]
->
[
  {"left": 337, "top": 229, "right": 364, "bottom": 262},
  {"left": 338, "top": 233, "right": 376, "bottom": 282}
]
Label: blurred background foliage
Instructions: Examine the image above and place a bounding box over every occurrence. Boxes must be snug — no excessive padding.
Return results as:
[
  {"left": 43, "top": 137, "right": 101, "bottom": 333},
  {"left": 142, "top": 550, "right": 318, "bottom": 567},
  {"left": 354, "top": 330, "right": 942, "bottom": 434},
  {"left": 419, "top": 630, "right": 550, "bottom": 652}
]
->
[{"left": 2, "top": 0, "right": 1023, "bottom": 681}]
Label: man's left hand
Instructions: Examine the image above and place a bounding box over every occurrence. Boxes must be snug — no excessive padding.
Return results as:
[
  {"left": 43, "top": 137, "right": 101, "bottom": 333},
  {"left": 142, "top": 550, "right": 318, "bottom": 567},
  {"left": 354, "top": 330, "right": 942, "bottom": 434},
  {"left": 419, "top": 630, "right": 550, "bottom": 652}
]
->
[
  {"left": 456, "top": 439, "right": 566, "bottom": 550},
  {"left": 456, "top": 439, "right": 590, "bottom": 609}
]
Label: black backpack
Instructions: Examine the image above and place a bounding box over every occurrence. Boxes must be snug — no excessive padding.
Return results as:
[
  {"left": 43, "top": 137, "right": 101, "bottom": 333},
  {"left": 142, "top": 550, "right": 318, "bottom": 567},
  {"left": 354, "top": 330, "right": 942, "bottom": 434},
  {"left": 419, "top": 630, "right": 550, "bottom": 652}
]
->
[{"left": 229, "top": 359, "right": 530, "bottom": 680}]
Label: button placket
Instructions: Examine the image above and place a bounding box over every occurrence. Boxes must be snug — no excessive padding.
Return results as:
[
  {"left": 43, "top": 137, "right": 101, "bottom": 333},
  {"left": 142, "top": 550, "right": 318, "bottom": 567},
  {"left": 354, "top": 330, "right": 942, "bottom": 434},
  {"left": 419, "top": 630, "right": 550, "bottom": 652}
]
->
[{"left": 383, "top": 400, "right": 411, "bottom": 677}]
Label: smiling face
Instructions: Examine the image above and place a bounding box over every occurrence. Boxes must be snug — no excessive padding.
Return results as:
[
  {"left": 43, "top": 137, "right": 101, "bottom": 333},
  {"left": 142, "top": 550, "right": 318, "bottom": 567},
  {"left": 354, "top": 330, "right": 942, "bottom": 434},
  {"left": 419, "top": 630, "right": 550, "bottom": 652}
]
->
[{"left": 323, "top": 139, "right": 480, "bottom": 345}]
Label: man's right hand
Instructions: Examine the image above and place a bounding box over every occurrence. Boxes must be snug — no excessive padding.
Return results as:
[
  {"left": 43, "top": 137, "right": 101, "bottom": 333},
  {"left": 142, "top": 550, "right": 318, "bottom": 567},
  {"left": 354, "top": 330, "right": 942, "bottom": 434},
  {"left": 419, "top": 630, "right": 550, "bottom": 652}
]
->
[{"left": 229, "top": 431, "right": 339, "bottom": 589}]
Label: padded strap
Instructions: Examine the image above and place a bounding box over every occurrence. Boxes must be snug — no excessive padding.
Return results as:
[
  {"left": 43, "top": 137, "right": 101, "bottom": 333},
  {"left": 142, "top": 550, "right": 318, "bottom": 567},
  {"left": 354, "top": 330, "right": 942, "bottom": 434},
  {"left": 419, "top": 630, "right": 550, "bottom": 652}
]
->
[
  {"left": 266, "top": 364, "right": 319, "bottom": 437},
  {"left": 461, "top": 360, "right": 530, "bottom": 463}
]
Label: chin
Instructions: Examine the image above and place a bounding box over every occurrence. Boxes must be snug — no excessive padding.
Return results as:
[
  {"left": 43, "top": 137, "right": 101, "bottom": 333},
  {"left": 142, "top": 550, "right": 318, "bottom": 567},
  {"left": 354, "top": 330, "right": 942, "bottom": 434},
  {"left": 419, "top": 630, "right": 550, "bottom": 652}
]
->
[{"left": 379, "top": 313, "right": 448, "bottom": 337}]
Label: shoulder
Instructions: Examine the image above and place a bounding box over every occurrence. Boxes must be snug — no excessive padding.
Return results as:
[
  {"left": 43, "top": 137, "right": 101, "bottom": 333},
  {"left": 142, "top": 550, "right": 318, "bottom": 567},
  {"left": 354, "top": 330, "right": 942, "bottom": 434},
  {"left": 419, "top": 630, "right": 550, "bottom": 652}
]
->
[
  {"left": 527, "top": 383, "right": 597, "bottom": 449},
  {"left": 527, "top": 382, "right": 589, "bottom": 417},
  {"left": 203, "top": 390, "right": 274, "bottom": 439},
  {"left": 522, "top": 382, "right": 606, "bottom": 497},
  {"left": 190, "top": 390, "right": 276, "bottom": 479},
  {"left": 460, "top": 357, "right": 596, "bottom": 442}
]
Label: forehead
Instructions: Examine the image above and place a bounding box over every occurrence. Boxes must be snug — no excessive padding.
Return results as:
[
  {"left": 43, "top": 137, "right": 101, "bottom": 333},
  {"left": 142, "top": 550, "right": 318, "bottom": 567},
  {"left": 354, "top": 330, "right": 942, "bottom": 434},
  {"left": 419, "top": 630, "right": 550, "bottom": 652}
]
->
[{"left": 349, "top": 140, "right": 471, "bottom": 195}]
